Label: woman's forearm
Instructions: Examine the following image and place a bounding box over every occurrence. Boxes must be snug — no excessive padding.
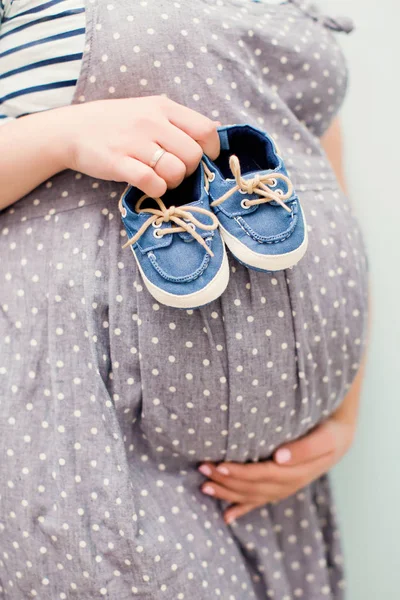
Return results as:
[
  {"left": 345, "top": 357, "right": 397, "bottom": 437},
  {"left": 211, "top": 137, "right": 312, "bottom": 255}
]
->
[{"left": 0, "top": 109, "right": 69, "bottom": 210}]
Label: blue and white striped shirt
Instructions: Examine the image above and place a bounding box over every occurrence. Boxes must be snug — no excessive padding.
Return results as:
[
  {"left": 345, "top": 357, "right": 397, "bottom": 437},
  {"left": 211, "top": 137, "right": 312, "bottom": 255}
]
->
[{"left": 0, "top": 0, "right": 86, "bottom": 125}]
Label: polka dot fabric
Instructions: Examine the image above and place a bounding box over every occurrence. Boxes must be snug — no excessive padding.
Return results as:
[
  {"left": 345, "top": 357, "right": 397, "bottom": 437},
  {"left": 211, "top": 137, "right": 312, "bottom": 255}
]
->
[{"left": 0, "top": 1, "right": 368, "bottom": 598}]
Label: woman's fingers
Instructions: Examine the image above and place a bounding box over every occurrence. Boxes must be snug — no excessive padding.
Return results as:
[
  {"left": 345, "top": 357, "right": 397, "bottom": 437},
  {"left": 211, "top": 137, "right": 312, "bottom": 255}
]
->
[
  {"left": 200, "top": 461, "right": 275, "bottom": 483},
  {"left": 199, "top": 465, "right": 286, "bottom": 503},
  {"left": 202, "top": 478, "right": 284, "bottom": 505},
  {"left": 200, "top": 467, "right": 266, "bottom": 494},
  {"left": 127, "top": 141, "right": 187, "bottom": 190},
  {"left": 199, "top": 462, "right": 273, "bottom": 489},
  {"left": 199, "top": 461, "right": 304, "bottom": 493},
  {"left": 153, "top": 152, "right": 186, "bottom": 189},
  {"left": 112, "top": 155, "right": 167, "bottom": 198},
  {"left": 201, "top": 481, "right": 249, "bottom": 504},
  {"left": 166, "top": 101, "right": 220, "bottom": 159},
  {"left": 156, "top": 124, "right": 204, "bottom": 176}
]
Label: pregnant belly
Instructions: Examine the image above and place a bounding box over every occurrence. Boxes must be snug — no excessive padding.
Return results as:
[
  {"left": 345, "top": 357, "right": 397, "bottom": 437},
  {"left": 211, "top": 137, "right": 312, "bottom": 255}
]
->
[{"left": 0, "top": 173, "right": 368, "bottom": 467}]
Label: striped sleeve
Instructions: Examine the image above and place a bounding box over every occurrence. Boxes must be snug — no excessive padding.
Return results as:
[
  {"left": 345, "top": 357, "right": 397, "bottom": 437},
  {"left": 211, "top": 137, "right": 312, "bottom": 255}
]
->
[{"left": 0, "top": 0, "right": 85, "bottom": 126}]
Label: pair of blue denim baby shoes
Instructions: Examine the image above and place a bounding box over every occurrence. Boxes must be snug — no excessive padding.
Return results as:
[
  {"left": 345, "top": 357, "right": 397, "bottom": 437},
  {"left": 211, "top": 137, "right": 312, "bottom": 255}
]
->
[{"left": 119, "top": 124, "right": 308, "bottom": 309}]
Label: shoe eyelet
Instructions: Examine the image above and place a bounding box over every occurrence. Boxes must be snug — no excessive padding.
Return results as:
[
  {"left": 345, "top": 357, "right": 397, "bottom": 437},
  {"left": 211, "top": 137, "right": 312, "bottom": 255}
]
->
[
  {"left": 120, "top": 207, "right": 127, "bottom": 218},
  {"left": 269, "top": 178, "right": 277, "bottom": 188},
  {"left": 238, "top": 188, "right": 247, "bottom": 195},
  {"left": 208, "top": 172, "right": 216, "bottom": 182},
  {"left": 153, "top": 229, "right": 163, "bottom": 239},
  {"left": 188, "top": 223, "right": 196, "bottom": 230},
  {"left": 240, "top": 199, "right": 251, "bottom": 210},
  {"left": 151, "top": 221, "right": 162, "bottom": 228},
  {"left": 276, "top": 189, "right": 284, "bottom": 196}
]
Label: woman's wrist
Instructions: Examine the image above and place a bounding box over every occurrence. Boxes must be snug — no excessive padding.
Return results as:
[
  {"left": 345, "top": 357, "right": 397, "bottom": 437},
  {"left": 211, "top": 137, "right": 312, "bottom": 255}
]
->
[
  {"left": 52, "top": 103, "right": 89, "bottom": 172},
  {"left": 31, "top": 106, "right": 74, "bottom": 172}
]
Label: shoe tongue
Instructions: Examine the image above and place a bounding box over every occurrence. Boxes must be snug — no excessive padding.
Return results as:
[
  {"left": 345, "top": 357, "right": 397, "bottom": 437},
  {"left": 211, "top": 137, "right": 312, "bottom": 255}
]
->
[
  {"left": 242, "top": 166, "right": 275, "bottom": 180},
  {"left": 230, "top": 152, "right": 277, "bottom": 183}
]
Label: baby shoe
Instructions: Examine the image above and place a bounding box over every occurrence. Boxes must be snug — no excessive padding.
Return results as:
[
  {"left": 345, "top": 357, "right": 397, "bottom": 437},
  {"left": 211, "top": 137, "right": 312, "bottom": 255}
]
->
[
  {"left": 203, "top": 124, "right": 308, "bottom": 272},
  {"left": 119, "top": 163, "right": 229, "bottom": 309}
]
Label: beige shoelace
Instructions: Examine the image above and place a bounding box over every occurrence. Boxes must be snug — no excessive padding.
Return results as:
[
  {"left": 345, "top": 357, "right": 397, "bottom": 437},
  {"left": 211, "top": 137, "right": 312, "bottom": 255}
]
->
[
  {"left": 118, "top": 193, "right": 219, "bottom": 257},
  {"left": 204, "top": 155, "right": 293, "bottom": 214}
]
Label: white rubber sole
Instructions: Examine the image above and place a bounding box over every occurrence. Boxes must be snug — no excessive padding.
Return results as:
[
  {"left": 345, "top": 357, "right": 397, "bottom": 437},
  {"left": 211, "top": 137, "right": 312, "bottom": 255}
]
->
[
  {"left": 131, "top": 245, "right": 230, "bottom": 309},
  {"left": 220, "top": 208, "right": 309, "bottom": 272}
]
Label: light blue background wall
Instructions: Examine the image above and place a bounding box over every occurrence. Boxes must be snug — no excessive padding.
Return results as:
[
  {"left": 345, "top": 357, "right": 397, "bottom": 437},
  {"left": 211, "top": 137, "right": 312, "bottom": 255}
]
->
[{"left": 319, "top": 1, "right": 400, "bottom": 598}]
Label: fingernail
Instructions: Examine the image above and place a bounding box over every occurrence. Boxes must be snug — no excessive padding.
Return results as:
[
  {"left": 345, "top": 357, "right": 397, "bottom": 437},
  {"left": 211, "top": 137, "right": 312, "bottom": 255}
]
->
[
  {"left": 202, "top": 485, "right": 215, "bottom": 496},
  {"left": 275, "top": 448, "right": 291, "bottom": 464},
  {"left": 198, "top": 464, "right": 212, "bottom": 477},
  {"left": 216, "top": 465, "right": 230, "bottom": 476},
  {"left": 225, "top": 514, "right": 236, "bottom": 525}
]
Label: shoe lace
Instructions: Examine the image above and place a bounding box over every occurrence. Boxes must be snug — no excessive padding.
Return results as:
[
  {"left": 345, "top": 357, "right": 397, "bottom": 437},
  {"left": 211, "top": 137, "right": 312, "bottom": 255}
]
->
[
  {"left": 118, "top": 193, "right": 219, "bottom": 257},
  {"left": 204, "top": 155, "right": 294, "bottom": 214}
]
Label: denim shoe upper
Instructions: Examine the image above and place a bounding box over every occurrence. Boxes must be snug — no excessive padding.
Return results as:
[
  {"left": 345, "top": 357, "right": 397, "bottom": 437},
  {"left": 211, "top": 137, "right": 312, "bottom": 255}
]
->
[
  {"left": 119, "top": 164, "right": 224, "bottom": 296},
  {"left": 204, "top": 124, "right": 305, "bottom": 256}
]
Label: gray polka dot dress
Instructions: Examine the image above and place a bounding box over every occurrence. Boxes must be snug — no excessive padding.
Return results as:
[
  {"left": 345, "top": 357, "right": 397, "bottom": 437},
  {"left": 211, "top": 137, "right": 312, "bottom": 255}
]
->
[{"left": 0, "top": 1, "right": 369, "bottom": 598}]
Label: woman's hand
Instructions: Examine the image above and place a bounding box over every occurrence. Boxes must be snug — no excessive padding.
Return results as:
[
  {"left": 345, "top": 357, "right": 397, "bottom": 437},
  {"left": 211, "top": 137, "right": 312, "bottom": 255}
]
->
[
  {"left": 62, "top": 96, "right": 220, "bottom": 197},
  {"left": 198, "top": 415, "right": 355, "bottom": 525},
  {"left": 0, "top": 96, "right": 220, "bottom": 209}
]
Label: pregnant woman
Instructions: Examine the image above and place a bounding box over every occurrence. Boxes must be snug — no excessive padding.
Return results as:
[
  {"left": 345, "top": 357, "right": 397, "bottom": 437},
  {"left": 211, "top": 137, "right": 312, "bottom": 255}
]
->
[{"left": 0, "top": 1, "right": 368, "bottom": 598}]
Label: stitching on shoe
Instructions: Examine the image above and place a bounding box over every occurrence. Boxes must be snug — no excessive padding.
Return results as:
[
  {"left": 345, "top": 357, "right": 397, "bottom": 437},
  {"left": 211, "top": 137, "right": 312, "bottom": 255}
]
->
[
  {"left": 147, "top": 238, "right": 213, "bottom": 283},
  {"left": 234, "top": 200, "right": 299, "bottom": 244}
]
